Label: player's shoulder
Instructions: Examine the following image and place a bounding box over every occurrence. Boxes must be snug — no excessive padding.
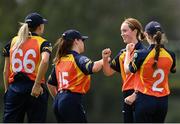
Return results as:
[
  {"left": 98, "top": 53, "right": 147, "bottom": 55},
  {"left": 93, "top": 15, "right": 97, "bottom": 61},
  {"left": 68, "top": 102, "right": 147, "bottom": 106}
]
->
[
  {"left": 76, "top": 55, "right": 91, "bottom": 64},
  {"left": 136, "top": 40, "right": 147, "bottom": 50},
  {"left": 163, "top": 47, "right": 176, "bottom": 59},
  {"left": 164, "top": 47, "right": 175, "bottom": 54},
  {"left": 10, "top": 36, "right": 18, "bottom": 46},
  {"left": 116, "top": 48, "right": 126, "bottom": 57},
  {"left": 120, "top": 48, "right": 126, "bottom": 53},
  {"left": 134, "top": 48, "right": 148, "bottom": 54},
  {"left": 134, "top": 48, "right": 149, "bottom": 60},
  {"left": 32, "top": 35, "right": 46, "bottom": 40}
]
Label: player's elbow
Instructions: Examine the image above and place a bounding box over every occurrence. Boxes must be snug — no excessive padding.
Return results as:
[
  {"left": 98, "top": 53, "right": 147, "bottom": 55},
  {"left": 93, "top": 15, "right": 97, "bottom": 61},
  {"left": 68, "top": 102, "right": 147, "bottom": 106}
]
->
[
  {"left": 41, "top": 52, "right": 50, "bottom": 64},
  {"left": 92, "top": 61, "right": 103, "bottom": 73},
  {"left": 41, "top": 57, "right": 49, "bottom": 64},
  {"left": 92, "top": 66, "right": 102, "bottom": 73}
]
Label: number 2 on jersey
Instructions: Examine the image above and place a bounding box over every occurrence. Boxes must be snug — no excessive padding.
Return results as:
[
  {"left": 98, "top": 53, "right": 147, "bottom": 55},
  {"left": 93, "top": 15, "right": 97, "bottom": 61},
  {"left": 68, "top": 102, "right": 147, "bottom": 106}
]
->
[{"left": 152, "top": 68, "right": 165, "bottom": 92}]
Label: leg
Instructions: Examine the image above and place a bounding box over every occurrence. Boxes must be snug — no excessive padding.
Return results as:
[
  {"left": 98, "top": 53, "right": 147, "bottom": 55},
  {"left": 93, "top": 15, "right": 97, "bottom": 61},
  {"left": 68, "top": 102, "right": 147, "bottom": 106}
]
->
[
  {"left": 135, "top": 93, "right": 156, "bottom": 123},
  {"left": 154, "top": 96, "right": 168, "bottom": 123},
  {"left": 122, "top": 90, "right": 135, "bottom": 123},
  {"left": 122, "top": 102, "right": 134, "bottom": 123},
  {"left": 27, "top": 85, "right": 49, "bottom": 123},
  {"left": 53, "top": 94, "right": 64, "bottom": 122},
  {"left": 3, "top": 87, "right": 26, "bottom": 122},
  {"left": 56, "top": 92, "right": 87, "bottom": 123}
]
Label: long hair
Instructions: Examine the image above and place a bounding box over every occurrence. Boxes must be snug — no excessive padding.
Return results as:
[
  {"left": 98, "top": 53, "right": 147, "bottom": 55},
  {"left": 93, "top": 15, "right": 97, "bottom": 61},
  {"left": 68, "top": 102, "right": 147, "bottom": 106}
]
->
[
  {"left": 124, "top": 18, "right": 145, "bottom": 41},
  {"left": 53, "top": 37, "right": 74, "bottom": 64},
  {"left": 152, "top": 31, "right": 162, "bottom": 69},
  {"left": 13, "top": 23, "right": 30, "bottom": 50},
  {"left": 13, "top": 22, "right": 39, "bottom": 50}
]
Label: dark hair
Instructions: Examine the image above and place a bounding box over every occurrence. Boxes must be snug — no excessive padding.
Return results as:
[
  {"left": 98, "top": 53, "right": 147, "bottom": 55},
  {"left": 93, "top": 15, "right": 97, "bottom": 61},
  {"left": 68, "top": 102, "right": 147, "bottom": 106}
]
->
[
  {"left": 53, "top": 37, "right": 74, "bottom": 64},
  {"left": 152, "top": 31, "right": 162, "bottom": 69},
  {"left": 29, "top": 26, "right": 38, "bottom": 32},
  {"left": 124, "top": 18, "right": 145, "bottom": 41},
  {"left": 25, "top": 12, "right": 47, "bottom": 28}
]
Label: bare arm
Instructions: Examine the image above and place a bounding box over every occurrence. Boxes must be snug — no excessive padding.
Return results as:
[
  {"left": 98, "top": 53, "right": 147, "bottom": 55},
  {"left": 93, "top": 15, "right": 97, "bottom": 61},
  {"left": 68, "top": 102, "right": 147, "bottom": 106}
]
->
[
  {"left": 124, "top": 91, "right": 137, "bottom": 105},
  {"left": 31, "top": 52, "right": 50, "bottom": 97},
  {"left": 47, "top": 83, "right": 58, "bottom": 99},
  {"left": 92, "top": 59, "right": 103, "bottom": 73},
  {"left": 3, "top": 57, "right": 10, "bottom": 93},
  {"left": 124, "top": 43, "right": 135, "bottom": 74},
  {"left": 102, "top": 48, "right": 115, "bottom": 76}
]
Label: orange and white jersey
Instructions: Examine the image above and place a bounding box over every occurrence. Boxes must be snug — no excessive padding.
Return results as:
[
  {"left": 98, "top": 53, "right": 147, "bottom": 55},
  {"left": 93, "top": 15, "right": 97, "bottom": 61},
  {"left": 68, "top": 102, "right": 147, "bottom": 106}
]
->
[
  {"left": 110, "top": 41, "right": 146, "bottom": 91},
  {"left": 48, "top": 51, "right": 94, "bottom": 94},
  {"left": 129, "top": 44, "right": 176, "bottom": 97},
  {"left": 3, "top": 34, "right": 52, "bottom": 84}
]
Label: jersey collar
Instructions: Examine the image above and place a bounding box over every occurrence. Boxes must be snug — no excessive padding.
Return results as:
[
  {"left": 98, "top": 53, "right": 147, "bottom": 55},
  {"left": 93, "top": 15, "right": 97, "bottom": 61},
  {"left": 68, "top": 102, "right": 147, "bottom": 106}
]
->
[
  {"left": 135, "top": 41, "right": 143, "bottom": 49},
  {"left": 148, "top": 44, "right": 165, "bottom": 50},
  {"left": 31, "top": 32, "right": 39, "bottom": 36},
  {"left": 67, "top": 50, "right": 79, "bottom": 56}
]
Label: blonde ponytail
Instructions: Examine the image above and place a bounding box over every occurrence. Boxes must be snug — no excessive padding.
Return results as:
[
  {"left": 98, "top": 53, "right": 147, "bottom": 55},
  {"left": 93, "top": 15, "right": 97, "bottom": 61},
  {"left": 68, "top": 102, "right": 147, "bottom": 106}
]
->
[{"left": 14, "top": 23, "right": 29, "bottom": 50}]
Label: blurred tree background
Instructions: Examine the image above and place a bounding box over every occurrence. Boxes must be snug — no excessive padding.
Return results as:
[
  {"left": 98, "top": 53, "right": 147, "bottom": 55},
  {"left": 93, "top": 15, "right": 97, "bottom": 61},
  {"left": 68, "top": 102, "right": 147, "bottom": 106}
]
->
[{"left": 0, "top": 0, "right": 179, "bottom": 122}]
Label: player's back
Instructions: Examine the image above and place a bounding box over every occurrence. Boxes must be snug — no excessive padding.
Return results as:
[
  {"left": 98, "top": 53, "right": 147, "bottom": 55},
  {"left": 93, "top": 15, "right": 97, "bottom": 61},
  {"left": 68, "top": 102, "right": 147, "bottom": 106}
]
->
[{"left": 136, "top": 47, "right": 174, "bottom": 97}]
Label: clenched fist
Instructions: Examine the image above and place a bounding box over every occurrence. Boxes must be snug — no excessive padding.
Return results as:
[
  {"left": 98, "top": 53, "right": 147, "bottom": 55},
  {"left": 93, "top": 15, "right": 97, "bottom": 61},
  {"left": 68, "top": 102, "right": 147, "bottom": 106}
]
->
[
  {"left": 126, "top": 43, "right": 135, "bottom": 53},
  {"left": 102, "top": 48, "right": 111, "bottom": 59}
]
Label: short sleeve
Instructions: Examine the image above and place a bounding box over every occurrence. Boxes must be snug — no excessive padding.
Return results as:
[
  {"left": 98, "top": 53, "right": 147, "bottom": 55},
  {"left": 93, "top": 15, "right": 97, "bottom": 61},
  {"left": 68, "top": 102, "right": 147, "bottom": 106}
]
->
[
  {"left": 75, "top": 55, "right": 94, "bottom": 75},
  {"left": 40, "top": 41, "right": 52, "bottom": 54},
  {"left": 110, "top": 50, "right": 124, "bottom": 73},
  {"left": 2, "top": 41, "right": 11, "bottom": 57},
  {"left": 129, "top": 50, "right": 148, "bottom": 73}
]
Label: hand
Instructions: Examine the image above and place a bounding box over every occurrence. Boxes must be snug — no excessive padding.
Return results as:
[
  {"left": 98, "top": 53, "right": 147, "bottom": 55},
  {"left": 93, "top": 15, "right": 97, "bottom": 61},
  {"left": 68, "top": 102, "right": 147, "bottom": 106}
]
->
[
  {"left": 31, "top": 83, "right": 43, "bottom": 98},
  {"left": 102, "top": 48, "right": 111, "bottom": 59},
  {"left": 126, "top": 43, "right": 135, "bottom": 53},
  {"left": 124, "top": 92, "right": 137, "bottom": 105}
]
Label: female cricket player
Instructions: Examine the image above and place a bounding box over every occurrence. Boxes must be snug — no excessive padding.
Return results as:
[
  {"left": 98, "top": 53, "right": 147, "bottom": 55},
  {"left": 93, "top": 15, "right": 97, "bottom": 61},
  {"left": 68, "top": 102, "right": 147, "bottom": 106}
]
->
[
  {"left": 2, "top": 12, "right": 52, "bottom": 122},
  {"left": 102, "top": 18, "right": 146, "bottom": 123},
  {"left": 124, "top": 21, "right": 176, "bottom": 122},
  {"left": 47, "top": 29, "right": 103, "bottom": 122}
]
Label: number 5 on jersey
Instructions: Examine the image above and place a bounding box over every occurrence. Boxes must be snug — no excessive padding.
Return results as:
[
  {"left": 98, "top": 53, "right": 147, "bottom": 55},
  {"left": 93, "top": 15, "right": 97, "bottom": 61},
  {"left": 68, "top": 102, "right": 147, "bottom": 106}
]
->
[{"left": 59, "top": 72, "right": 69, "bottom": 88}]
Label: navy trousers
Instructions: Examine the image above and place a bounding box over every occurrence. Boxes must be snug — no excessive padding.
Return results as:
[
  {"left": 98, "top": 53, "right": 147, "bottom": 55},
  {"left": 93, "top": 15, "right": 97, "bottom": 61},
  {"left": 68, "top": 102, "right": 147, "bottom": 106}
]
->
[
  {"left": 53, "top": 90, "right": 87, "bottom": 123},
  {"left": 122, "top": 90, "right": 135, "bottom": 123},
  {"left": 135, "top": 92, "right": 168, "bottom": 123},
  {"left": 3, "top": 80, "right": 49, "bottom": 123}
]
